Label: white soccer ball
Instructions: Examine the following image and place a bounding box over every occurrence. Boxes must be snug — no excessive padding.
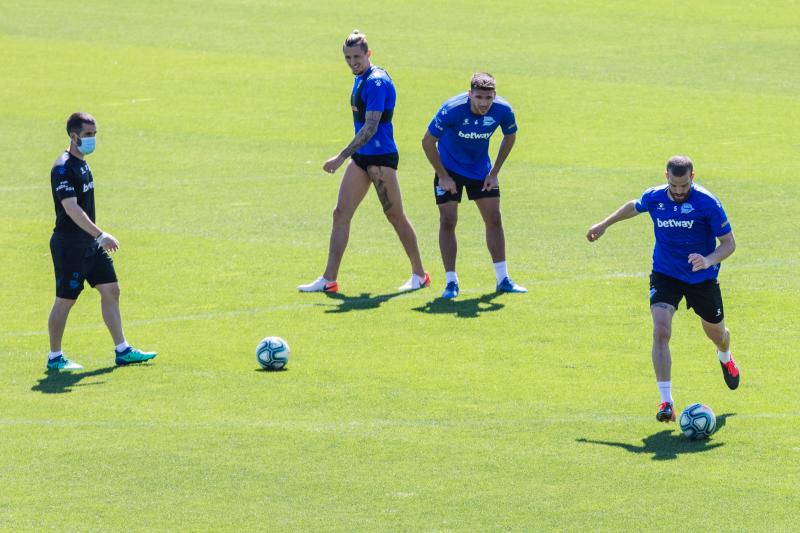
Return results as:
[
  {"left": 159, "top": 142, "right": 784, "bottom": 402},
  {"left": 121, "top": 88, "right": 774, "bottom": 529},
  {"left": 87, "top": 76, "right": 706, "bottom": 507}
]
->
[
  {"left": 679, "top": 403, "right": 717, "bottom": 440},
  {"left": 256, "top": 336, "right": 290, "bottom": 370}
]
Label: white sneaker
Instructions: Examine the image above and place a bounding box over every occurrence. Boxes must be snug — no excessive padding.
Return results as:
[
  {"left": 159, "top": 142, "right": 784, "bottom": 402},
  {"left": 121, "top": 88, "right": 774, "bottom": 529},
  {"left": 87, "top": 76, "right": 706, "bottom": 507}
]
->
[
  {"left": 398, "top": 272, "right": 431, "bottom": 291},
  {"left": 297, "top": 277, "right": 338, "bottom": 293}
]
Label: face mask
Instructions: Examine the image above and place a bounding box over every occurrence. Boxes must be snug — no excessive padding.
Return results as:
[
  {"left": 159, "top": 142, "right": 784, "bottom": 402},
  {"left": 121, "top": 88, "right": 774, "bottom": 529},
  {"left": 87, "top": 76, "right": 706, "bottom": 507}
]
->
[{"left": 77, "top": 136, "right": 96, "bottom": 155}]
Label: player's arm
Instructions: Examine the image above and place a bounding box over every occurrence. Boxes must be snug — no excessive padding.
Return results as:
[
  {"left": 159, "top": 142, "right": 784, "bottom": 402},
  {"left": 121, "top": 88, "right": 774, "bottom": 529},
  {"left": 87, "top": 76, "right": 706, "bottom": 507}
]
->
[
  {"left": 483, "top": 133, "right": 516, "bottom": 191},
  {"left": 323, "top": 111, "right": 382, "bottom": 173},
  {"left": 586, "top": 200, "right": 641, "bottom": 242},
  {"left": 421, "top": 131, "right": 457, "bottom": 193},
  {"left": 688, "top": 231, "right": 736, "bottom": 271},
  {"left": 60, "top": 197, "right": 119, "bottom": 252}
]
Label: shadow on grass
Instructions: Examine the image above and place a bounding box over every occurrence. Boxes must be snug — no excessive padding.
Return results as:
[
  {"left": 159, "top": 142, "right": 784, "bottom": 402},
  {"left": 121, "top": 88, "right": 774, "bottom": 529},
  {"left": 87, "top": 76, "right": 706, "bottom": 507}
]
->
[
  {"left": 32, "top": 365, "right": 120, "bottom": 395},
  {"left": 412, "top": 291, "right": 504, "bottom": 319},
  {"left": 577, "top": 413, "right": 735, "bottom": 461},
  {"left": 320, "top": 291, "right": 407, "bottom": 313}
]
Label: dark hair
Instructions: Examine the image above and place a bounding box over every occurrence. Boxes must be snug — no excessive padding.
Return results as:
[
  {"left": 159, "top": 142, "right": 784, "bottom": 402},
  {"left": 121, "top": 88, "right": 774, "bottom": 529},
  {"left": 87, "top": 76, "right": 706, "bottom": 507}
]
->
[
  {"left": 66, "top": 112, "right": 96, "bottom": 136},
  {"left": 470, "top": 72, "right": 496, "bottom": 91},
  {"left": 344, "top": 29, "right": 368, "bottom": 53},
  {"left": 666, "top": 155, "right": 693, "bottom": 177}
]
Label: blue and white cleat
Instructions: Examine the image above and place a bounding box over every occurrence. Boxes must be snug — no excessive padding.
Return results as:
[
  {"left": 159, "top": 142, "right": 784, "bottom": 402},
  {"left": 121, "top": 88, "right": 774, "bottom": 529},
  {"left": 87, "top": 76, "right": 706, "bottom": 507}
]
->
[
  {"left": 115, "top": 347, "right": 157, "bottom": 366},
  {"left": 46, "top": 355, "right": 83, "bottom": 371},
  {"left": 441, "top": 281, "right": 460, "bottom": 299},
  {"left": 496, "top": 277, "right": 528, "bottom": 293}
]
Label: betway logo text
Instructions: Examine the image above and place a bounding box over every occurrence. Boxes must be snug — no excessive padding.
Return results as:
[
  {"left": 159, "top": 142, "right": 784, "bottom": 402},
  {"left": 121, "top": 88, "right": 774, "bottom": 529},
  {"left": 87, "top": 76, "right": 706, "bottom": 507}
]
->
[
  {"left": 458, "top": 130, "right": 492, "bottom": 139},
  {"left": 656, "top": 218, "right": 694, "bottom": 229}
]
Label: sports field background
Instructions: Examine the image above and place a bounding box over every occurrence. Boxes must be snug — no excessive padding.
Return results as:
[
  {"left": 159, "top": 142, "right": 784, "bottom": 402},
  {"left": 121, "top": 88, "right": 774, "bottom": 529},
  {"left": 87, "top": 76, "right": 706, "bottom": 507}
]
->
[{"left": 1, "top": 1, "right": 798, "bottom": 530}]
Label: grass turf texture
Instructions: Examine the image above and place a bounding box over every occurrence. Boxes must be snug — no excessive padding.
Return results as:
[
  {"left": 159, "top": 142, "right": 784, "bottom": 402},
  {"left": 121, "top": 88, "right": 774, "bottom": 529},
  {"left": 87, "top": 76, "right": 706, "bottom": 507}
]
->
[{"left": 1, "top": 0, "right": 799, "bottom": 530}]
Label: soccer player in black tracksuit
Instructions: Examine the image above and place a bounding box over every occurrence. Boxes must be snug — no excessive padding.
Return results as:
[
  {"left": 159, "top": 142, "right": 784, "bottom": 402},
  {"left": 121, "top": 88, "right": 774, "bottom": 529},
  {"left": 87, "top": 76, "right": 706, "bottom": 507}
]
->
[{"left": 47, "top": 112, "right": 156, "bottom": 370}]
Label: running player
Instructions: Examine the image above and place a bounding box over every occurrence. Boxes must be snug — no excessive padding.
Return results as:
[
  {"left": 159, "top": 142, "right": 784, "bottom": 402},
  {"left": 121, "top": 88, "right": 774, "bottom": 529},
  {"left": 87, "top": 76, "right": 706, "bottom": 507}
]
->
[
  {"left": 47, "top": 112, "right": 156, "bottom": 370},
  {"left": 421, "top": 72, "right": 526, "bottom": 299},
  {"left": 298, "top": 30, "right": 429, "bottom": 293},
  {"left": 586, "top": 155, "right": 740, "bottom": 423}
]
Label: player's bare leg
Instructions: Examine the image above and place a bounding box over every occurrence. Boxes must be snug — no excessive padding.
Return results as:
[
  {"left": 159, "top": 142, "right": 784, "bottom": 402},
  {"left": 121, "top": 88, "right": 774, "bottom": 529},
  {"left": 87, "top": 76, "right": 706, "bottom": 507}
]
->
[
  {"left": 95, "top": 281, "right": 156, "bottom": 365},
  {"left": 96, "top": 282, "right": 125, "bottom": 345},
  {"left": 322, "top": 161, "right": 372, "bottom": 282},
  {"left": 651, "top": 302, "right": 676, "bottom": 421},
  {"left": 702, "top": 318, "right": 739, "bottom": 389},
  {"left": 651, "top": 303, "right": 674, "bottom": 380},
  {"left": 475, "top": 197, "right": 505, "bottom": 263},
  {"left": 46, "top": 297, "right": 83, "bottom": 370},
  {"left": 437, "top": 201, "right": 459, "bottom": 272},
  {"left": 48, "top": 297, "right": 76, "bottom": 353},
  {"left": 476, "top": 197, "right": 525, "bottom": 293},
  {"left": 366, "top": 165, "right": 427, "bottom": 283},
  {"left": 701, "top": 318, "right": 729, "bottom": 352}
]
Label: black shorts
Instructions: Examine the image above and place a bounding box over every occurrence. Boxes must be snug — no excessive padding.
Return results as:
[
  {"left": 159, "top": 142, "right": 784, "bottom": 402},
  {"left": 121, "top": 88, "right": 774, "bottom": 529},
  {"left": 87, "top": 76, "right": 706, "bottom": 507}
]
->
[
  {"left": 50, "top": 233, "right": 118, "bottom": 300},
  {"left": 351, "top": 152, "right": 399, "bottom": 171},
  {"left": 434, "top": 169, "right": 500, "bottom": 204},
  {"left": 649, "top": 271, "right": 724, "bottom": 323}
]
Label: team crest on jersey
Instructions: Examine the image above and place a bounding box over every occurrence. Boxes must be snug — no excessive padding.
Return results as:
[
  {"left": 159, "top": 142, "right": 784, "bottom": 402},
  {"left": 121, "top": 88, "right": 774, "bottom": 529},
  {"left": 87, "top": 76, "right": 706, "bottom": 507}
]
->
[
  {"left": 482, "top": 116, "right": 496, "bottom": 126},
  {"left": 680, "top": 203, "right": 694, "bottom": 214},
  {"left": 657, "top": 203, "right": 665, "bottom": 211},
  {"left": 462, "top": 118, "right": 469, "bottom": 125}
]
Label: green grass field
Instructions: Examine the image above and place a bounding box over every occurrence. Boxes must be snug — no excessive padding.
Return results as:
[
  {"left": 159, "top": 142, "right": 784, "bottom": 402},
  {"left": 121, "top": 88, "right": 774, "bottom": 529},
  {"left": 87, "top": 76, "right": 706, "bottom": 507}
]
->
[{"left": 2, "top": 1, "right": 799, "bottom": 530}]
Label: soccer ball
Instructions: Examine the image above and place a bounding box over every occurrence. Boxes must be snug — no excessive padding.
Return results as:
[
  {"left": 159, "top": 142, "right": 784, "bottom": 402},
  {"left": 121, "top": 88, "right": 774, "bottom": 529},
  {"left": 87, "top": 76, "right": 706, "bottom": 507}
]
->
[
  {"left": 256, "top": 336, "right": 290, "bottom": 370},
  {"left": 679, "top": 403, "right": 717, "bottom": 439}
]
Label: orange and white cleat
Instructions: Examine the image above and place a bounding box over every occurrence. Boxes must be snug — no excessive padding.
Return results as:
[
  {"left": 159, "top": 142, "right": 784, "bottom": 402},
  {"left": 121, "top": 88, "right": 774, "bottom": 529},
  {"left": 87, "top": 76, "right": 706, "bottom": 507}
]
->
[
  {"left": 297, "top": 277, "right": 338, "bottom": 293},
  {"left": 398, "top": 272, "right": 431, "bottom": 292}
]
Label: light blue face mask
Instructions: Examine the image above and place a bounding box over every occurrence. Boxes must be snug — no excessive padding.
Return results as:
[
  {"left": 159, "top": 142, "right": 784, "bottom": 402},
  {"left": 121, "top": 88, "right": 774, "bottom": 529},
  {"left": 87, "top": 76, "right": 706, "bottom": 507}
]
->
[{"left": 77, "top": 136, "right": 96, "bottom": 155}]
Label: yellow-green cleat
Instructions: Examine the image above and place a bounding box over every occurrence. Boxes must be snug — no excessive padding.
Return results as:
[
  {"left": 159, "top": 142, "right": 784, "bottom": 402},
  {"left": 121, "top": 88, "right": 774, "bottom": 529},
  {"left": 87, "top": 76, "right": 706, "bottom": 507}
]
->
[{"left": 115, "top": 347, "right": 157, "bottom": 366}]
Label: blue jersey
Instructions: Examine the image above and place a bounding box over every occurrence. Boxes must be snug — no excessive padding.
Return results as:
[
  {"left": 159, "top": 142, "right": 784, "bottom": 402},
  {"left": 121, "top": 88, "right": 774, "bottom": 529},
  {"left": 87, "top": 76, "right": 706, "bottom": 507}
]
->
[
  {"left": 351, "top": 65, "right": 397, "bottom": 155},
  {"left": 427, "top": 92, "right": 518, "bottom": 180},
  {"left": 635, "top": 183, "right": 732, "bottom": 284}
]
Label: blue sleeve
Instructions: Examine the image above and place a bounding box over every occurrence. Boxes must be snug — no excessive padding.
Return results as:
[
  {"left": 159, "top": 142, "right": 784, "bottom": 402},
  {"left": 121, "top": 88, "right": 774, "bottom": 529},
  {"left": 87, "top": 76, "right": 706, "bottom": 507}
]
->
[
  {"left": 51, "top": 165, "right": 77, "bottom": 201},
  {"left": 709, "top": 199, "right": 732, "bottom": 237},
  {"left": 364, "top": 78, "right": 388, "bottom": 113},
  {"left": 634, "top": 188, "right": 653, "bottom": 213},
  {"left": 427, "top": 105, "right": 449, "bottom": 138},
  {"left": 500, "top": 107, "right": 518, "bottom": 135}
]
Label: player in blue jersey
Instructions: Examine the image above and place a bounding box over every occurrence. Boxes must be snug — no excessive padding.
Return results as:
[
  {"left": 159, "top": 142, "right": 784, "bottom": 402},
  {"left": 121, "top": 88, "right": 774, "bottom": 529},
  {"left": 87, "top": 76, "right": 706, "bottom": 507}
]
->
[
  {"left": 47, "top": 112, "right": 156, "bottom": 371},
  {"left": 587, "top": 156, "right": 740, "bottom": 423},
  {"left": 298, "top": 30, "right": 430, "bottom": 293},
  {"left": 422, "top": 73, "right": 526, "bottom": 299}
]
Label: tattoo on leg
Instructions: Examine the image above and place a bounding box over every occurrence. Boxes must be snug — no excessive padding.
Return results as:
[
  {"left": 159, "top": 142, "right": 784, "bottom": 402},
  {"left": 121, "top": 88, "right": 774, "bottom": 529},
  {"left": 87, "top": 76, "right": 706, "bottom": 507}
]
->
[{"left": 368, "top": 166, "right": 393, "bottom": 212}]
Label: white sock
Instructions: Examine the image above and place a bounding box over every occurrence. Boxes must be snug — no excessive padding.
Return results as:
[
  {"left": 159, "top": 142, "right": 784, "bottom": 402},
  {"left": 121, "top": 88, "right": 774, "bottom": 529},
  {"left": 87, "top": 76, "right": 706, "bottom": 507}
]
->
[
  {"left": 717, "top": 349, "right": 732, "bottom": 363},
  {"left": 115, "top": 341, "right": 131, "bottom": 352},
  {"left": 446, "top": 271, "right": 458, "bottom": 283},
  {"left": 657, "top": 381, "right": 673, "bottom": 404},
  {"left": 493, "top": 261, "right": 508, "bottom": 284},
  {"left": 48, "top": 351, "right": 63, "bottom": 360}
]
